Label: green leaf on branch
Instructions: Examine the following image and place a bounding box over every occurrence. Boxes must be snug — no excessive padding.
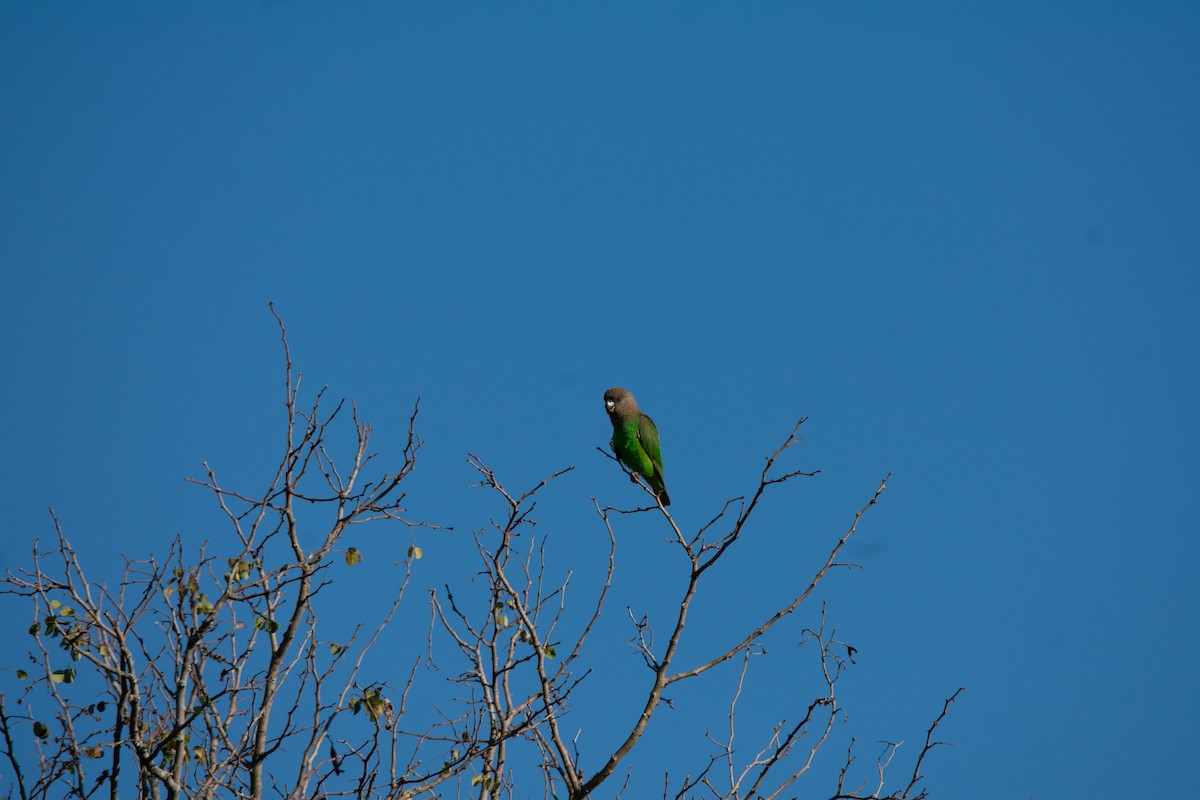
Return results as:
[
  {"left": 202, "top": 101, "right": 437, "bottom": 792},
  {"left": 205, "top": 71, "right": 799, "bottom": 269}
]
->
[
  {"left": 360, "top": 687, "right": 388, "bottom": 723},
  {"left": 51, "top": 668, "right": 76, "bottom": 684},
  {"left": 408, "top": 545, "right": 422, "bottom": 560},
  {"left": 345, "top": 547, "right": 361, "bottom": 567},
  {"left": 32, "top": 721, "right": 50, "bottom": 739}
]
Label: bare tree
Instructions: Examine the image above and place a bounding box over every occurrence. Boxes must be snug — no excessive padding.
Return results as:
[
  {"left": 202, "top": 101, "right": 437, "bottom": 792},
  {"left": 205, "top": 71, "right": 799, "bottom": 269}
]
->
[{"left": 0, "top": 309, "right": 961, "bottom": 799}]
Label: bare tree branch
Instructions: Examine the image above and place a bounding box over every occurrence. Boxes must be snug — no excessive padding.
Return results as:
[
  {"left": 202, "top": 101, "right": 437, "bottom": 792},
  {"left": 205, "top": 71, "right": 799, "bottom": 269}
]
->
[{"left": 0, "top": 310, "right": 960, "bottom": 800}]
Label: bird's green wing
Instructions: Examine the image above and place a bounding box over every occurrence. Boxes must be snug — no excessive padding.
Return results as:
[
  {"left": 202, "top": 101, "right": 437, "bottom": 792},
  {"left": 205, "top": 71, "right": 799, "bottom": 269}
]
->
[{"left": 637, "top": 412, "right": 664, "bottom": 481}]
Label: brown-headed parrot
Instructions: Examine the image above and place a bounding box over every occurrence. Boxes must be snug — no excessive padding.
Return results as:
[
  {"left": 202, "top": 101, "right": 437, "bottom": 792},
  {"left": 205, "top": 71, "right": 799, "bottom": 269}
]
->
[{"left": 603, "top": 387, "right": 670, "bottom": 506}]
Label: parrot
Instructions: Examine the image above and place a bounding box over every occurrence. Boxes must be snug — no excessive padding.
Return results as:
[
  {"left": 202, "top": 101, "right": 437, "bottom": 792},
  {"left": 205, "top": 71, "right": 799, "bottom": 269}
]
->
[{"left": 603, "top": 387, "right": 670, "bottom": 506}]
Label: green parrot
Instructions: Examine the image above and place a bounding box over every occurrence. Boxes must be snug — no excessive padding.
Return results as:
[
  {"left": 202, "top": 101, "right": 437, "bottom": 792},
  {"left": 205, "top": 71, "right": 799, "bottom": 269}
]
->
[{"left": 603, "top": 387, "right": 670, "bottom": 506}]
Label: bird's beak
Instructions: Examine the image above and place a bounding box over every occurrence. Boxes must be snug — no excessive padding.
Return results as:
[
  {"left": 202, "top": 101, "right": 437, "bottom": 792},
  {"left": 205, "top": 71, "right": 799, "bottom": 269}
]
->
[{"left": 605, "top": 400, "right": 615, "bottom": 412}]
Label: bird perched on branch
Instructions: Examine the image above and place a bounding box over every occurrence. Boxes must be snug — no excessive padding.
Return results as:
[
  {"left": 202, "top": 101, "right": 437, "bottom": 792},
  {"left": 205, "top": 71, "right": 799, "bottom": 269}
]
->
[{"left": 603, "top": 387, "right": 670, "bottom": 506}]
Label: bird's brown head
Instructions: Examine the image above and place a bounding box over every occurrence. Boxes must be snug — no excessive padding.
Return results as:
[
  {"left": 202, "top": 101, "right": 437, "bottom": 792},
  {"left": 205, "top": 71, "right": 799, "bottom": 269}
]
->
[{"left": 603, "top": 387, "right": 638, "bottom": 424}]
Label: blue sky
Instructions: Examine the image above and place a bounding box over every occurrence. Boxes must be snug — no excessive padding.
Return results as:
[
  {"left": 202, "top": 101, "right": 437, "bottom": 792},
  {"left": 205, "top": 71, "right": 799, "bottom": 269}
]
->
[{"left": 2, "top": 2, "right": 1197, "bottom": 797}]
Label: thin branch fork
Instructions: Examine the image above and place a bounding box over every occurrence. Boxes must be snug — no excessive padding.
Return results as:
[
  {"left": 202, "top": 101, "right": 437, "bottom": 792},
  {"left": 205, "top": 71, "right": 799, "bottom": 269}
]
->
[{"left": 670, "top": 474, "right": 890, "bottom": 686}]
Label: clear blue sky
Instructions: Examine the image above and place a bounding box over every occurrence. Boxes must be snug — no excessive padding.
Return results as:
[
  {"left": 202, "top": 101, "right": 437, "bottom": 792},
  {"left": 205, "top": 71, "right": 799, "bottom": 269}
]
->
[{"left": 2, "top": 3, "right": 1197, "bottom": 797}]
